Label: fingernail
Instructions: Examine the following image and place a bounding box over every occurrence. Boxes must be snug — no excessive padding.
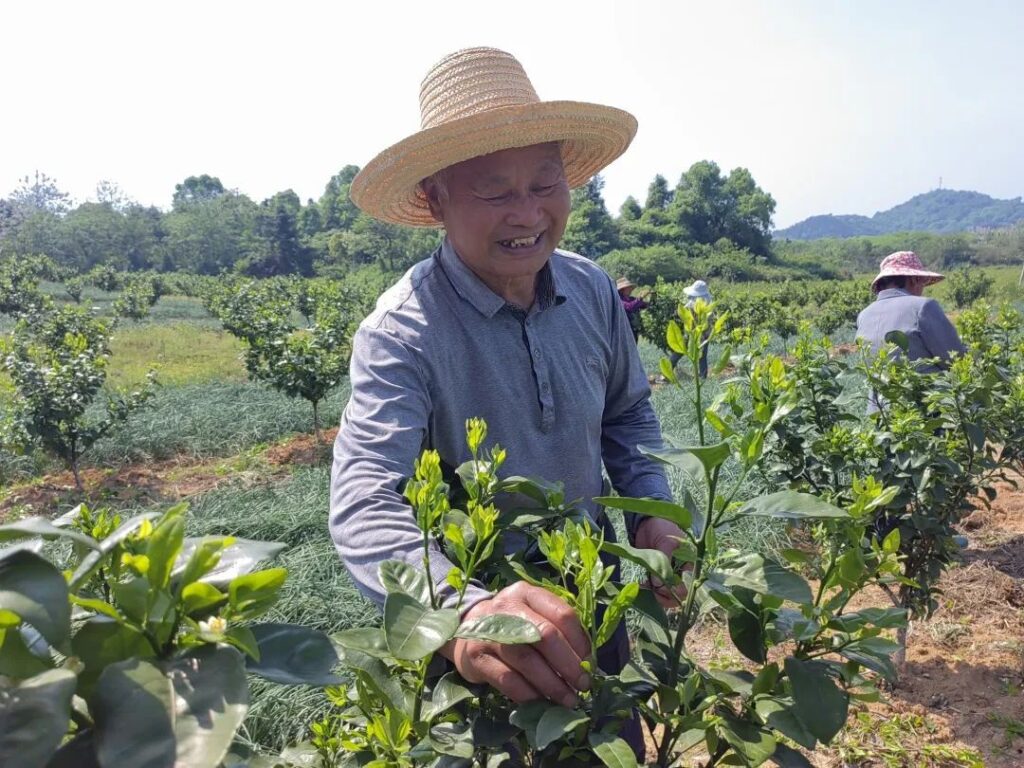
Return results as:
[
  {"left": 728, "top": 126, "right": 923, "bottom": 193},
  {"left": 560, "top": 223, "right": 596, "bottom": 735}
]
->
[
  {"left": 562, "top": 693, "right": 577, "bottom": 708},
  {"left": 578, "top": 673, "right": 592, "bottom": 691}
]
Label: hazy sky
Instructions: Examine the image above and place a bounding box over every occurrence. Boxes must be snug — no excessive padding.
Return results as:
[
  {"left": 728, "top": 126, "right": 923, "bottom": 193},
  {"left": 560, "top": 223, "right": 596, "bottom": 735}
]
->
[{"left": 3, "top": 0, "right": 1021, "bottom": 227}]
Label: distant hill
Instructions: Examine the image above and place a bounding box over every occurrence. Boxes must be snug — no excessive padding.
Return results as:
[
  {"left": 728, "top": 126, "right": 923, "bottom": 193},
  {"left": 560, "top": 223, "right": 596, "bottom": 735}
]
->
[{"left": 777, "top": 189, "right": 1024, "bottom": 240}]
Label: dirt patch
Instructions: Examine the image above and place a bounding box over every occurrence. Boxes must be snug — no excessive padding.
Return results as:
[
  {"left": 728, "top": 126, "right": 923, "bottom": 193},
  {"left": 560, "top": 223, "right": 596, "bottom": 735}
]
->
[
  {"left": 263, "top": 427, "right": 337, "bottom": 467},
  {"left": 0, "top": 428, "right": 337, "bottom": 520}
]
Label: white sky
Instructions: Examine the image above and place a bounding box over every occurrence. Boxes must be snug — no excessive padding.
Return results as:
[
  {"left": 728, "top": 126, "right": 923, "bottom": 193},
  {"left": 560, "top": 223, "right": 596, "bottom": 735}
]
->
[{"left": 2, "top": 0, "right": 1021, "bottom": 227}]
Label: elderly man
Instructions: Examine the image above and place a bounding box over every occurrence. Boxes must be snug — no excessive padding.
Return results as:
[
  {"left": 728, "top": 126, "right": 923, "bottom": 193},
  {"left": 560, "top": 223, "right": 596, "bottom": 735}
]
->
[{"left": 330, "top": 47, "right": 682, "bottom": 740}]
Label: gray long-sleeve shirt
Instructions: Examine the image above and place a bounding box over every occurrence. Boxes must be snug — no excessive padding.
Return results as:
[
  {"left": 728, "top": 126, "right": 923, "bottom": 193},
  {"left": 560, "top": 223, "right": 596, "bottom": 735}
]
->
[
  {"left": 856, "top": 288, "right": 966, "bottom": 370},
  {"left": 329, "top": 239, "right": 671, "bottom": 609}
]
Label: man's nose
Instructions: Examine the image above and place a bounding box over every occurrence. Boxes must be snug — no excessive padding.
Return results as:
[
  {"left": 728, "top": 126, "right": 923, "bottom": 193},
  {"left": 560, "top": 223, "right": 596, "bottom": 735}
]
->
[{"left": 505, "top": 193, "right": 544, "bottom": 228}]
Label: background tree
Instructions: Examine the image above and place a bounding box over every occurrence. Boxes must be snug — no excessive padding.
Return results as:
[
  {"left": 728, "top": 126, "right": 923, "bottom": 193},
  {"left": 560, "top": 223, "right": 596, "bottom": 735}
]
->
[
  {"left": 561, "top": 175, "right": 619, "bottom": 259},
  {"left": 240, "top": 190, "right": 314, "bottom": 277},
  {"left": 618, "top": 195, "right": 642, "bottom": 222},
  {"left": 644, "top": 173, "right": 671, "bottom": 211},
  {"left": 172, "top": 174, "right": 227, "bottom": 210}
]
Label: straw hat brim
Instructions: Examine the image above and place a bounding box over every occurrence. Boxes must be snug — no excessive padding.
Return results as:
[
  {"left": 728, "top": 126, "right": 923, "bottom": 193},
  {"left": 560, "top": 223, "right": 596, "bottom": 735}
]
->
[
  {"left": 350, "top": 100, "right": 638, "bottom": 227},
  {"left": 870, "top": 270, "right": 945, "bottom": 292}
]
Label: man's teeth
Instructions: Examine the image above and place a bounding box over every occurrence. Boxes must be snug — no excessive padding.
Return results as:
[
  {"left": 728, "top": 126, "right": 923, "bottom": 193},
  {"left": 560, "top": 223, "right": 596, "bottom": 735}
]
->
[{"left": 501, "top": 234, "right": 541, "bottom": 249}]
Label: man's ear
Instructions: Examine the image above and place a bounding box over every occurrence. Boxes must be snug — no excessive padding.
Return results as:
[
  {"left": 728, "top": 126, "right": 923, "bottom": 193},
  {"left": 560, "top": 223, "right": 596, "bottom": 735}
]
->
[{"left": 421, "top": 180, "right": 445, "bottom": 224}]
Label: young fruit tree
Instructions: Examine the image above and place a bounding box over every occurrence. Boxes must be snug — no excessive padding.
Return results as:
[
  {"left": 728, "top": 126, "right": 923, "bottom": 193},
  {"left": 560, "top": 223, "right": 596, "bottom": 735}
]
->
[
  {"left": 0, "top": 305, "right": 156, "bottom": 490},
  {"left": 211, "top": 280, "right": 355, "bottom": 441},
  {"left": 0, "top": 503, "right": 345, "bottom": 768}
]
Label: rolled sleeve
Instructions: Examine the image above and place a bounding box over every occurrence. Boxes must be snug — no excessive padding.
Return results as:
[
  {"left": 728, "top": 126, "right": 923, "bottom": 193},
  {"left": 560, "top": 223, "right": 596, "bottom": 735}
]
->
[
  {"left": 330, "top": 325, "right": 490, "bottom": 611},
  {"left": 600, "top": 282, "right": 672, "bottom": 541}
]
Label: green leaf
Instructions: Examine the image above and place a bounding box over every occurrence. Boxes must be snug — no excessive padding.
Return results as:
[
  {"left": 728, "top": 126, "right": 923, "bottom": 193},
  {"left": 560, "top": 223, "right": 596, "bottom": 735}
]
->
[
  {"left": 755, "top": 697, "right": 817, "bottom": 750},
  {"left": 838, "top": 637, "right": 902, "bottom": 682},
  {"left": 0, "top": 549, "right": 70, "bottom": 653},
  {"left": 332, "top": 626, "right": 391, "bottom": 658},
  {"left": 383, "top": 592, "right": 459, "bottom": 661},
  {"left": 0, "top": 626, "right": 53, "bottom": 677},
  {"left": 659, "top": 357, "right": 676, "bottom": 383},
  {"left": 225, "top": 625, "right": 260, "bottom": 660},
  {"left": 0, "top": 668, "right": 77, "bottom": 768},
  {"left": 592, "top": 496, "right": 691, "bottom": 531},
  {"left": 173, "top": 538, "right": 285, "bottom": 590},
  {"left": 424, "top": 672, "right": 477, "bottom": 720},
  {"left": 588, "top": 731, "right": 639, "bottom": 768},
  {"left": 535, "top": 705, "right": 589, "bottom": 750},
  {"left": 71, "top": 618, "right": 154, "bottom": 700},
  {"left": 181, "top": 582, "right": 227, "bottom": 616},
  {"left": 227, "top": 568, "right": 286, "bottom": 616},
  {"left": 70, "top": 512, "right": 161, "bottom": 590},
  {"left": 595, "top": 582, "right": 639, "bottom": 649},
  {"left": 728, "top": 588, "right": 768, "bottom": 664},
  {"left": 639, "top": 442, "right": 706, "bottom": 490},
  {"left": 644, "top": 441, "right": 731, "bottom": 476},
  {"left": 737, "top": 491, "right": 848, "bottom": 520},
  {"left": 710, "top": 554, "right": 812, "bottom": 605},
  {"left": 454, "top": 614, "right": 540, "bottom": 644},
  {"left": 0, "top": 517, "right": 99, "bottom": 550},
  {"left": 429, "top": 721, "right": 474, "bottom": 758},
  {"left": 784, "top": 658, "right": 848, "bottom": 744},
  {"left": 599, "top": 540, "right": 675, "bottom": 583},
  {"left": 378, "top": 560, "right": 431, "bottom": 605},
  {"left": 769, "top": 742, "right": 814, "bottom": 767},
  {"left": 667, "top": 320, "right": 686, "bottom": 355},
  {"left": 718, "top": 714, "right": 777, "bottom": 766},
  {"left": 173, "top": 537, "right": 233, "bottom": 590},
  {"left": 145, "top": 513, "right": 186, "bottom": 592},
  {"left": 92, "top": 645, "right": 248, "bottom": 768},
  {"left": 69, "top": 595, "right": 122, "bottom": 621},
  {"left": 247, "top": 623, "right": 343, "bottom": 685},
  {"left": 337, "top": 647, "right": 406, "bottom": 713},
  {"left": 509, "top": 700, "right": 552, "bottom": 749},
  {"left": 110, "top": 577, "right": 149, "bottom": 624}
]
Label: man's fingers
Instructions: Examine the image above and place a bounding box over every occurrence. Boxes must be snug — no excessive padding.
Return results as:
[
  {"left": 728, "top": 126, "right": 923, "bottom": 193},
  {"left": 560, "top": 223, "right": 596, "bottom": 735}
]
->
[
  {"left": 465, "top": 648, "right": 543, "bottom": 703},
  {"left": 520, "top": 585, "right": 592, "bottom": 663},
  {"left": 495, "top": 641, "right": 579, "bottom": 707}
]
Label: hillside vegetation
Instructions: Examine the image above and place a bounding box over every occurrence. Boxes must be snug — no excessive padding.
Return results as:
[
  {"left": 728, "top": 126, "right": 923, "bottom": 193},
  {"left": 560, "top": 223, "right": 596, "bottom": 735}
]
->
[{"left": 778, "top": 189, "right": 1024, "bottom": 240}]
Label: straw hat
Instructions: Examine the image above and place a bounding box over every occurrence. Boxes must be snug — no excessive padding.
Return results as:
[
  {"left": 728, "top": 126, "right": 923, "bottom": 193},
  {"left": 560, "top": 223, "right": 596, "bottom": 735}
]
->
[
  {"left": 616, "top": 277, "right": 637, "bottom": 292},
  {"left": 870, "top": 251, "right": 945, "bottom": 293},
  {"left": 684, "top": 280, "right": 712, "bottom": 301},
  {"left": 350, "top": 47, "right": 638, "bottom": 227}
]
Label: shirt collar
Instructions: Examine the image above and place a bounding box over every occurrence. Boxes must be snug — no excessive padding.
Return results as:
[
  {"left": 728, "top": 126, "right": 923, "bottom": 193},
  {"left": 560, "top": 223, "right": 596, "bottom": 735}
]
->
[
  {"left": 876, "top": 288, "right": 912, "bottom": 300},
  {"left": 438, "top": 237, "right": 566, "bottom": 318}
]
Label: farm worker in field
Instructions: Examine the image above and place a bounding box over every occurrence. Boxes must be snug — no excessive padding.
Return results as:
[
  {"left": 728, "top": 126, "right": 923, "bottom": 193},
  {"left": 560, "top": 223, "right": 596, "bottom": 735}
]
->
[
  {"left": 856, "top": 251, "right": 966, "bottom": 412},
  {"left": 330, "top": 47, "right": 684, "bottom": 755},
  {"left": 856, "top": 251, "right": 965, "bottom": 370},
  {"left": 668, "top": 279, "right": 713, "bottom": 378},
  {"left": 616, "top": 276, "right": 647, "bottom": 342}
]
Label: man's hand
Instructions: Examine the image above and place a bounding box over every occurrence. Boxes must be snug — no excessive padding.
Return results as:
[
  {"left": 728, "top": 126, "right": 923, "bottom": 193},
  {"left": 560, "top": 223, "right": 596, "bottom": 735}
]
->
[
  {"left": 441, "top": 582, "right": 591, "bottom": 708},
  {"left": 636, "top": 517, "right": 690, "bottom": 608}
]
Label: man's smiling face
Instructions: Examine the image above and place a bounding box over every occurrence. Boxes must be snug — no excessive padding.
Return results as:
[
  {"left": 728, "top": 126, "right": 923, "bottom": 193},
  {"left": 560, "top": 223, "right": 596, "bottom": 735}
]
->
[{"left": 424, "top": 142, "right": 571, "bottom": 292}]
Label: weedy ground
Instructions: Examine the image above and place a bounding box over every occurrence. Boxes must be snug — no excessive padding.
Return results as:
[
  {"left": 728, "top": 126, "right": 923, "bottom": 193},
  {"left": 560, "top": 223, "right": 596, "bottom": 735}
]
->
[{"left": 2, "top": 281, "right": 1023, "bottom": 764}]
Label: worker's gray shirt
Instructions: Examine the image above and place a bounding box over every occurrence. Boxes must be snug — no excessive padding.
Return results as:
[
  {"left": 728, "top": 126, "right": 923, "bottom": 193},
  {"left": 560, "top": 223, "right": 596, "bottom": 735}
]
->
[
  {"left": 855, "top": 288, "right": 966, "bottom": 370},
  {"left": 330, "top": 239, "right": 671, "bottom": 609}
]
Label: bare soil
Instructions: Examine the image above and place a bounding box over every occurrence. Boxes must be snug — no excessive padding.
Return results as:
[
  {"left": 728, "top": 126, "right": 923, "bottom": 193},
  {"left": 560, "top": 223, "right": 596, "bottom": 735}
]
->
[{"left": 0, "top": 427, "right": 339, "bottom": 521}]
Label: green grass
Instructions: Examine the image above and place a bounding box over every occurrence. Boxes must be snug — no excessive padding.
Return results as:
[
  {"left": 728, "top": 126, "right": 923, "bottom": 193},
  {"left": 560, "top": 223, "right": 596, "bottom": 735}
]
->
[
  {"left": 107, "top": 322, "right": 245, "bottom": 389},
  {"left": 90, "top": 380, "right": 349, "bottom": 466}
]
